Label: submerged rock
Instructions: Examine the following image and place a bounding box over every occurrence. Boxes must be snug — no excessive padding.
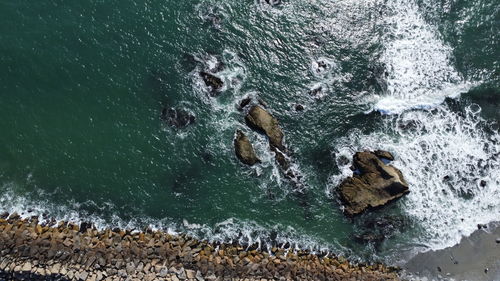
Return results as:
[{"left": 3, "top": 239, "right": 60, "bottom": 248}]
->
[
  {"left": 337, "top": 151, "right": 409, "bottom": 216},
  {"left": 245, "top": 106, "right": 284, "bottom": 151},
  {"left": 354, "top": 232, "right": 385, "bottom": 244},
  {"left": 200, "top": 71, "right": 223, "bottom": 94},
  {"left": 234, "top": 130, "right": 260, "bottom": 166},
  {"left": 162, "top": 107, "right": 196, "bottom": 129},
  {"left": 354, "top": 215, "right": 407, "bottom": 245}
]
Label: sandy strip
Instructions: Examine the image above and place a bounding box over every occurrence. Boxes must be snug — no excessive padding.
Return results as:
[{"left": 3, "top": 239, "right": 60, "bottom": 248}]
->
[{"left": 403, "top": 223, "right": 500, "bottom": 281}]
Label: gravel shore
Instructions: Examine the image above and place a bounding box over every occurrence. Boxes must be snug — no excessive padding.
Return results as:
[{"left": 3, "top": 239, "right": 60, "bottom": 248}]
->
[{"left": 0, "top": 212, "right": 399, "bottom": 280}]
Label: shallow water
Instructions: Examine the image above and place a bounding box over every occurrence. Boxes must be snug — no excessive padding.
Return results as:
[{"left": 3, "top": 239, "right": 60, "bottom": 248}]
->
[{"left": 0, "top": 0, "right": 498, "bottom": 264}]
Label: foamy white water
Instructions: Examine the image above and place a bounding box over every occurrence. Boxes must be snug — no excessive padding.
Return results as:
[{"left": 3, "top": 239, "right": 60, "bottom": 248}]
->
[
  {"left": 333, "top": 105, "right": 500, "bottom": 251},
  {"left": 0, "top": 182, "right": 343, "bottom": 257},
  {"left": 330, "top": 0, "right": 499, "bottom": 252},
  {"left": 374, "top": 0, "right": 474, "bottom": 114}
]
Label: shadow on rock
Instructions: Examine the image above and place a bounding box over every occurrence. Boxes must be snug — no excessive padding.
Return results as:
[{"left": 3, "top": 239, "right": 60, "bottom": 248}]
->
[{"left": 337, "top": 150, "right": 409, "bottom": 216}]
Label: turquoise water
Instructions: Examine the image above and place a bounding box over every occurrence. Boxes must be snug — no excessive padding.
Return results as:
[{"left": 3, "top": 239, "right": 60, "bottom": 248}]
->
[{"left": 0, "top": 0, "right": 498, "bottom": 264}]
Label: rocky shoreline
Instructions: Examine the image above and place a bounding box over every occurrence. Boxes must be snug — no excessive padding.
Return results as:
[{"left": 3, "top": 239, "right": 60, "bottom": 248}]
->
[{"left": 0, "top": 212, "right": 399, "bottom": 281}]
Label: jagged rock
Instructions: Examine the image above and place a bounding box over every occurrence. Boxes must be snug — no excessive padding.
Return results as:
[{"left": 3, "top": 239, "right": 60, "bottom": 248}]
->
[
  {"left": 238, "top": 97, "right": 252, "bottom": 111},
  {"left": 374, "top": 150, "right": 394, "bottom": 161},
  {"left": 245, "top": 106, "right": 284, "bottom": 150},
  {"left": 200, "top": 72, "right": 223, "bottom": 94},
  {"left": 478, "top": 224, "right": 487, "bottom": 229},
  {"left": 294, "top": 104, "right": 305, "bottom": 111},
  {"left": 234, "top": 130, "right": 260, "bottom": 166},
  {"left": 309, "top": 86, "right": 323, "bottom": 97},
  {"left": 79, "top": 222, "right": 92, "bottom": 233},
  {"left": 338, "top": 151, "right": 409, "bottom": 216},
  {"left": 21, "top": 262, "right": 31, "bottom": 272},
  {"left": 8, "top": 212, "right": 20, "bottom": 220},
  {"left": 162, "top": 107, "right": 196, "bottom": 129},
  {"left": 274, "top": 150, "right": 290, "bottom": 171}
]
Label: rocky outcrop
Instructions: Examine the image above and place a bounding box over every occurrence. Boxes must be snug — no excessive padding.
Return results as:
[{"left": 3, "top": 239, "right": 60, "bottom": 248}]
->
[
  {"left": 243, "top": 105, "right": 306, "bottom": 191},
  {"left": 0, "top": 214, "right": 400, "bottom": 280},
  {"left": 338, "top": 151, "right": 409, "bottom": 216},
  {"left": 200, "top": 71, "right": 223, "bottom": 95},
  {"left": 245, "top": 106, "right": 284, "bottom": 151},
  {"left": 161, "top": 107, "right": 196, "bottom": 129},
  {"left": 234, "top": 130, "right": 260, "bottom": 166}
]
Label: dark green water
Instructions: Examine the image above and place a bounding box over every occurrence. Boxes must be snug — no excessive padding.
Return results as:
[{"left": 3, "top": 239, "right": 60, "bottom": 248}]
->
[{"left": 1, "top": 0, "right": 499, "bottom": 264}]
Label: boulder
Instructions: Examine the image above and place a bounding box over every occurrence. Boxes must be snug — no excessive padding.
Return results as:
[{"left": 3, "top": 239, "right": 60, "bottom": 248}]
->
[
  {"left": 294, "top": 104, "right": 305, "bottom": 111},
  {"left": 338, "top": 151, "right": 409, "bottom": 216},
  {"left": 238, "top": 97, "right": 252, "bottom": 111},
  {"left": 200, "top": 72, "right": 223, "bottom": 94},
  {"left": 234, "top": 130, "right": 260, "bottom": 166},
  {"left": 245, "top": 106, "right": 284, "bottom": 150},
  {"left": 162, "top": 107, "right": 196, "bottom": 129}
]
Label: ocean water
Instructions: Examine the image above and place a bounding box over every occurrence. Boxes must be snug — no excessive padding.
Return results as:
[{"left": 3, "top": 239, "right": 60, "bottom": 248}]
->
[{"left": 0, "top": 0, "right": 498, "bottom": 265}]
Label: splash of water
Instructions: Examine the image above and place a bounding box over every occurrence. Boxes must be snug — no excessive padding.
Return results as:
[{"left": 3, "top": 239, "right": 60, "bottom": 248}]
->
[
  {"left": 373, "top": 0, "right": 474, "bottom": 114},
  {"left": 332, "top": 105, "right": 500, "bottom": 250}
]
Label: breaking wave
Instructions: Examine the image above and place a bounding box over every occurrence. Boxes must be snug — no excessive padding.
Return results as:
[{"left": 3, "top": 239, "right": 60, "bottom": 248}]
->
[
  {"left": 373, "top": 0, "right": 474, "bottom": 114},
  {"left": 332, "top": 104, "right": 500, "bottom": 251}
]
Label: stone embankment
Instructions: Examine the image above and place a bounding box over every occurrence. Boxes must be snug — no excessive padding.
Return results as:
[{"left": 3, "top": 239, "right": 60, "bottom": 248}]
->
[{"left": 0, "top": 213, "right": 399, "bottom": 281}]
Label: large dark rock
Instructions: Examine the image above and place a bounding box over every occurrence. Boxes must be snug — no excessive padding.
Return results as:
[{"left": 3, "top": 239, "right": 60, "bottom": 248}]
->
[
  {"left": 162, "top": 107, "right": 195, "bottom": 129},
  {"left": 200, "top": 71, "right": 223, "bottom": 94},
  {"left": 234, "top": 130, "right": 260, "bottom": 166},
  {"left": 338, "top": 151, "right": 409, "bottom": 216},
  {"left": 245, "top": 106, "right": 284, "bottom": 151}
]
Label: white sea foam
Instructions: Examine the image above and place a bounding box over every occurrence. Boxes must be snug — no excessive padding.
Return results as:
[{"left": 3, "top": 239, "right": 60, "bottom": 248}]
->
[
  {"left": 331, "top": 105, "right": 500, "bottom": 251},
  {"left": 192, "top": 49, "right": 247, "bottom": 108},
  {"left": 373, "top": 0, "right": 474, "bottom": 114},
  {"left": 325, "top": 0, "right": 500, "bottom": 253},
  {"left": 0, "top": 182, "right": 342, "bottom": 256}
]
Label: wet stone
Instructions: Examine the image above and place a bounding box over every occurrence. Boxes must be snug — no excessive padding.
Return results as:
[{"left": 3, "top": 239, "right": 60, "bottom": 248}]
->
[{"left": 0, "top": 217, "right": 399, "bottom": 281}]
